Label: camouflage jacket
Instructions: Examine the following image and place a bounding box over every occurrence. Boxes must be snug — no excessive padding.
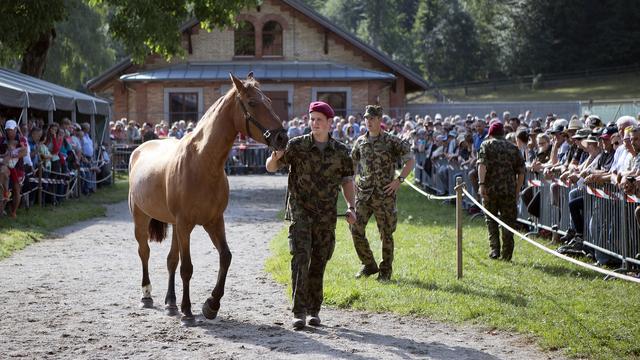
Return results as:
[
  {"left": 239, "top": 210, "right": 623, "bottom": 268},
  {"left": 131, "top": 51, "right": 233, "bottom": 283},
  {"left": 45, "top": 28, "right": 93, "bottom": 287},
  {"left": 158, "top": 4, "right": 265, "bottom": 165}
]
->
[
  {"left": 351, "top": 131, "right": 412, "bottom": 200},
  {"left": 280, "top": 133, "right": 354, "bottom": 226},
  {"left": 477, "top": 136, "right": 525, "bottom": 197}
]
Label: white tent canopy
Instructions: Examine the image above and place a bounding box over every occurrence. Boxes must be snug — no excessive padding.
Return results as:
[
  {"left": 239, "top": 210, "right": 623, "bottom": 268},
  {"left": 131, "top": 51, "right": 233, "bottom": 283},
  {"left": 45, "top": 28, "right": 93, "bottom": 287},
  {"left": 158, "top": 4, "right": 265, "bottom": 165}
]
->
[{"left": 0, "top": 67, "right": 110, "bottom": 116}]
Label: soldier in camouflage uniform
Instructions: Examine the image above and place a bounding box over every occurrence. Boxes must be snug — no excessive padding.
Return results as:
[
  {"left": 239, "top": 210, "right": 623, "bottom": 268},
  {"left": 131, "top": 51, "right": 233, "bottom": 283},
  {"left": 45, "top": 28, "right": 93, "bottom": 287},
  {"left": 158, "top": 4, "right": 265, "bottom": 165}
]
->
[
  {"left": 350, "top": 105, "right": 415, "bottom": 281},
  {"left": 266, "top": 101, "right": 356, "bottom": 330},
  {"left": 477, "top": 121, "right": 526, "bottom": 261}
]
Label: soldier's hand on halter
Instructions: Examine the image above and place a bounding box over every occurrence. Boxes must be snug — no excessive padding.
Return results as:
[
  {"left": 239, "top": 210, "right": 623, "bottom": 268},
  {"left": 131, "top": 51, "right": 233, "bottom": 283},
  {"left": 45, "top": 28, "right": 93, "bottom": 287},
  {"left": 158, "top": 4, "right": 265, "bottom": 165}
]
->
[
  {"left": 271, "top": 150, "right": 284, "bottom": 160},
  {"left": 345, "top": 208, "right": 356, "bottom": 224},
  {"left": 383, "top": 179, "right": 401, "bottom": 195}
]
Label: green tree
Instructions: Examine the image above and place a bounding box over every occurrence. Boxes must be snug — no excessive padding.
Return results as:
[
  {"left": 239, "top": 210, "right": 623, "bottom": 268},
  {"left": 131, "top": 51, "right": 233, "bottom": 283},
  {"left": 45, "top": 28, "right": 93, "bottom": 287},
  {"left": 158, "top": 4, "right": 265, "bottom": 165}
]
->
[
  {"left": 413, "top": 0, "right": 484, "bottom": 83},
  {"left": 44, "top": 0, "right": 118, "bottom": 90},
  {"left": 0, "top": 1, "right": 67, "bottom": 77},
  {"left": 322, "top": 0, "right": 365, "bottom": 34}
]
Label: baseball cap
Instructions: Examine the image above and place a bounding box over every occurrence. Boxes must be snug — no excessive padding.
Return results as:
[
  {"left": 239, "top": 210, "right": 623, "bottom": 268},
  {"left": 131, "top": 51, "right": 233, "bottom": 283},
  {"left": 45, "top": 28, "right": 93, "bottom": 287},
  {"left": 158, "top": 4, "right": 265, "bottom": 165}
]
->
[
  {"left": 4, "top": 119, "right": 17, "bottom": 130},
  {"left": 599, "top": 126, "right": 617, "bottom": 140}
]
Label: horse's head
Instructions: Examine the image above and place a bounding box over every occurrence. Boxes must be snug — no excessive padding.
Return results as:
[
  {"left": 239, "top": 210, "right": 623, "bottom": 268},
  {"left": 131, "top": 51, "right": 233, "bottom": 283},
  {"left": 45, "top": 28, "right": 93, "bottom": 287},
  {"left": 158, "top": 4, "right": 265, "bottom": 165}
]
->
[{"left": 230, "top": 73, "right": 288, "bottom": 150}]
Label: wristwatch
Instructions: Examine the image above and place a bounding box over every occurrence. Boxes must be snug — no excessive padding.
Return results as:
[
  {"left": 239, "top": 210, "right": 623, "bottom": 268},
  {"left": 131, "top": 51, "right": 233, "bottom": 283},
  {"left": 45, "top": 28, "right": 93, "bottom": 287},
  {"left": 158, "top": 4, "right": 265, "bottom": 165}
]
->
[{"left": 397, "top": 176, "right": 405, "bottom": 183}]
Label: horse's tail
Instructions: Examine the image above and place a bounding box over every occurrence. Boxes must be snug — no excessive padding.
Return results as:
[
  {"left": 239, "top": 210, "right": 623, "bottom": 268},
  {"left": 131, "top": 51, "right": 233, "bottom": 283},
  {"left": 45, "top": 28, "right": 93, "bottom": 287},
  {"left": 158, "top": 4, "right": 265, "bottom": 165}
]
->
[{"left": 148, "top": 219, "right": 168, "bottom": 243}]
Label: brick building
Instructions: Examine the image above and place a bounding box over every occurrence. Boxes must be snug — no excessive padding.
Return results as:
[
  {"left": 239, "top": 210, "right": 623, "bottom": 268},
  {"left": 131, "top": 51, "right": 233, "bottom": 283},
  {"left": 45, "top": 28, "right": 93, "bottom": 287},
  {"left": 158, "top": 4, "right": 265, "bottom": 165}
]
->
[{"left": 86, "top": 0, "right": 429, "bottom": 124}]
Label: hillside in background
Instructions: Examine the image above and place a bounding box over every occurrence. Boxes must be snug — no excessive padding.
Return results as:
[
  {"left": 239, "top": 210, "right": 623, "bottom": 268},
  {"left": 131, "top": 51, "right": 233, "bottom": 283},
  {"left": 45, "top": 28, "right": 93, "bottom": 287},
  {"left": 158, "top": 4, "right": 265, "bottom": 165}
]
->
[{"left": 409, "top": 72, "right": 640, "bottom": 103}]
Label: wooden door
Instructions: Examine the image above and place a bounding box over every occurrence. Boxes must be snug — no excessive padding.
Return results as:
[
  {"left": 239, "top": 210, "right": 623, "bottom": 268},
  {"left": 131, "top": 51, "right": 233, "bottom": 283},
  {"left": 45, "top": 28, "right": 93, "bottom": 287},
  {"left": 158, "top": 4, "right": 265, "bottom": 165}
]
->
[{"left": 263, "top": 91, "right": 289, "bottom": 122}]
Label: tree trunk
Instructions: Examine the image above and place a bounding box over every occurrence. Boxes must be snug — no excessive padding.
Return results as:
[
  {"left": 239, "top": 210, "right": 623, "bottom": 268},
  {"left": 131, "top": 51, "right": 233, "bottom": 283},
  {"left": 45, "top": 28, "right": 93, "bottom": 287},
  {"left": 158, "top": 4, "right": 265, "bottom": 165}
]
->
[{"left": 20, "top": 28, "right": 56, "bottom": 78}]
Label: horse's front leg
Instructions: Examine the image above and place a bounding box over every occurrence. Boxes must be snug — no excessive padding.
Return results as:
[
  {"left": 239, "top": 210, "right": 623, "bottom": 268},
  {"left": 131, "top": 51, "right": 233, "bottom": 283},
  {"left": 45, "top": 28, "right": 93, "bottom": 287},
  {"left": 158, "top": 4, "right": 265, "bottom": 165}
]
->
[
  {"left": 175, "top": 220, "right": 196, "bottom": 326},
  {"left": 164, "top": 226, "right": 180, "bottom": 316},
  {"left": 202, "top": 216, "right": 232, "bottom": 320}
]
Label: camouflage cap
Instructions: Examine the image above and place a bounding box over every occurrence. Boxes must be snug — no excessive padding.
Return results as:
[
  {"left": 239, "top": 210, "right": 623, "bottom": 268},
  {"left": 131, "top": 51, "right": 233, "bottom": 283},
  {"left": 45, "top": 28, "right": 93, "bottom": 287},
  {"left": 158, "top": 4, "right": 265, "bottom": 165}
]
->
[{"left": 364, "top": 105, "right": 383, "bottom": 118}]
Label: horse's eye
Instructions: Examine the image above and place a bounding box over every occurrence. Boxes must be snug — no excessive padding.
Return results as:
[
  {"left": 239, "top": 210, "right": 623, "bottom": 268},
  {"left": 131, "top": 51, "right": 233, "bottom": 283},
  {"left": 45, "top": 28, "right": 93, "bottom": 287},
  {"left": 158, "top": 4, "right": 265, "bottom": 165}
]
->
[{"left": 248, "top": 100, "right": 257, "bottom": 107}]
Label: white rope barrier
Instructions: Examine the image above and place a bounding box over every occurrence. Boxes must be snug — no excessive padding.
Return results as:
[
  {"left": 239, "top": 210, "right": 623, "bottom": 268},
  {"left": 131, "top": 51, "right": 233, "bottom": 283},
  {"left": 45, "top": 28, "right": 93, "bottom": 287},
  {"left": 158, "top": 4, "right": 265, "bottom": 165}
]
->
[
  {"left": 400, "top": 174, "right": 640, "bottom": 283},
  {"left": 404, "top": 179, "right": 457, "bottom": 200},
  {"left": 77, "top": 172, "right": 112, "bottom": 184},
  {"left": 461, "top": 188, "right": 640, "bottom": 284}
]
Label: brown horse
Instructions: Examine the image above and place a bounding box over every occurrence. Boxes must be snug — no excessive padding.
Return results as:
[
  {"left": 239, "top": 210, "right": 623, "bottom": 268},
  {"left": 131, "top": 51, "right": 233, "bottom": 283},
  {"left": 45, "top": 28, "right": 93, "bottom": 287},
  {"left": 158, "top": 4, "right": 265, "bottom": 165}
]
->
[{"left": 128, "top": 73, "right": 288, "bottom": 325}]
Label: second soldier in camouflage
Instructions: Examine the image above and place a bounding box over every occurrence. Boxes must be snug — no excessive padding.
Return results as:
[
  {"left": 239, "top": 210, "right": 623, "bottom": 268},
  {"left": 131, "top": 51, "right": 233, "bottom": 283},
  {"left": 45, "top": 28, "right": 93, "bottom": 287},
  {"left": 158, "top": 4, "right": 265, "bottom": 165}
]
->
[{"left": 350, "top": 105, "right": 415, "bottom": 281}]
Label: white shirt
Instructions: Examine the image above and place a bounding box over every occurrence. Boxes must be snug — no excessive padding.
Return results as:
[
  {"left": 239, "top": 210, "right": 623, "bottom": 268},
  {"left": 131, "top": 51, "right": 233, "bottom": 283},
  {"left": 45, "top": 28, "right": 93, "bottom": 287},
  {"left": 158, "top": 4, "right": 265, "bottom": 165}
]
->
[{"left": 609, "top": 146, "right": 628, "bottom": 173}]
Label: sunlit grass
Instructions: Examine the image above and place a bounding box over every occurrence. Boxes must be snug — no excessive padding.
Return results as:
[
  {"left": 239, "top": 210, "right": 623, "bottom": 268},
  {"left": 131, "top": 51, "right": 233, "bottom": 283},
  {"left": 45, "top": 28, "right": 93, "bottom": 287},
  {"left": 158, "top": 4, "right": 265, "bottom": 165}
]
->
[
  {"left": 266, "top": 183, "right": 640, "bottom": 359},
  {"left": 0, "top": 177, "right": 129, "bottom": 258}
]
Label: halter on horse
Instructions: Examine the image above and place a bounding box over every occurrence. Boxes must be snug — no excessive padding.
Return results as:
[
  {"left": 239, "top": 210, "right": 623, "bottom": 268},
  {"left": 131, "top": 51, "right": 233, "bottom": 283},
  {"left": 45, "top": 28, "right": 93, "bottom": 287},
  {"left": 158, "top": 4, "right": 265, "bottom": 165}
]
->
[{"left": 128, "top": 73, "right": 287, "bottom": 325}]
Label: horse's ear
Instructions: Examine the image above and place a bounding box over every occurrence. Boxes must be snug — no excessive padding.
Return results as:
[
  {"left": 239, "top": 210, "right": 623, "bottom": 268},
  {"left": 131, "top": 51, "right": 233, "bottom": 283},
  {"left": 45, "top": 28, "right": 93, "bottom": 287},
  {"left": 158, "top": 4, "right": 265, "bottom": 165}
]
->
[
  {"left": 246, "top": 71, "right": 254, "bottom": 80},
  {"left": 230, "top": 73, "right": 246, "bottom": 95}
]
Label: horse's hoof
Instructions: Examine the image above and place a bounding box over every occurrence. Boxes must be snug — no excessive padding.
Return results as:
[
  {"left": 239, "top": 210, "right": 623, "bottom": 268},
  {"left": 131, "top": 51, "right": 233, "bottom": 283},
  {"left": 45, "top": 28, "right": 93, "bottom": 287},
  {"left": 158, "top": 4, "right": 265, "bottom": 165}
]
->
[
  {"left": 180, "top": 315, "right": 196, "bottom": 327},
  {"left": 140, "top": 297, "right": 154, "bottom": 309},
  {"left": 165, "top": 304, "right": 179, "bottom": 316},
  {"left": 202, "top": 301, "right": 219, "bottom": 320}
]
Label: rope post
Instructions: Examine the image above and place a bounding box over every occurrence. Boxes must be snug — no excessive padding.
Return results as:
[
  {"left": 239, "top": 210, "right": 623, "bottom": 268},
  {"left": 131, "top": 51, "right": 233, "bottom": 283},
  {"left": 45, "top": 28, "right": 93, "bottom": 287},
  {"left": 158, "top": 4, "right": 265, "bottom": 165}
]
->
[
  {"left": 38, "top": 162, "right": 43, "bottom": 208},
  {"left": 455, "top": 176, "right": 464, "bottom": 279}
]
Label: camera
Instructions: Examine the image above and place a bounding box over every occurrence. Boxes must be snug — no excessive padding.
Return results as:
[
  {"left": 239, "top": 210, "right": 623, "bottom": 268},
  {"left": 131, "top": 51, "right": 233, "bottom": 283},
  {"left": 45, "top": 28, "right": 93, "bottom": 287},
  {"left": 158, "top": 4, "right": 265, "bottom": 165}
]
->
[{"left": 627, "top": 176, "right": 636, "bottom": 183}]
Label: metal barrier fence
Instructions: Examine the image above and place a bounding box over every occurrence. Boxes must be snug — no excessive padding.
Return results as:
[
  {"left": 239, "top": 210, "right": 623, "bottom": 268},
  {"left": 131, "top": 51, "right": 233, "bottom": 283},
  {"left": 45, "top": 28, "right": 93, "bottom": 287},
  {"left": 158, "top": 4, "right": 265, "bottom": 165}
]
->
[
  {"left": 414, "top": 157, "right": 640, "bottom": 269},
  {"left": 225, "top": 144, "right": 271, "bottom": 175},
  {"left": 579, "top": 99, "right": 640, "bottom": 125},
  {"left": 112, "top": 144, "right": 139, "bottom": 173}
]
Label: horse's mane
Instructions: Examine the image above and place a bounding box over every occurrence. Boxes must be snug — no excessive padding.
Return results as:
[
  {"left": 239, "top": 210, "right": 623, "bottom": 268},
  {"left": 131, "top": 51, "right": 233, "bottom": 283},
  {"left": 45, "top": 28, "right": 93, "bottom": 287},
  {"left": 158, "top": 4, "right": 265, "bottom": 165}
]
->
[{"left": 193, "top": 77, "right": 262, "bottom": 133}]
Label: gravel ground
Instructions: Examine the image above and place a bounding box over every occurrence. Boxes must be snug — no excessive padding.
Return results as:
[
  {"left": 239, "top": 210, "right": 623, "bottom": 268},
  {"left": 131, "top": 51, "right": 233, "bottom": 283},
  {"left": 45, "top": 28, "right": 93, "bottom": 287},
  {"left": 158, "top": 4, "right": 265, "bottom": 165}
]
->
[{"left": 0, "top": 175, "right": 562, "bottom": 360}]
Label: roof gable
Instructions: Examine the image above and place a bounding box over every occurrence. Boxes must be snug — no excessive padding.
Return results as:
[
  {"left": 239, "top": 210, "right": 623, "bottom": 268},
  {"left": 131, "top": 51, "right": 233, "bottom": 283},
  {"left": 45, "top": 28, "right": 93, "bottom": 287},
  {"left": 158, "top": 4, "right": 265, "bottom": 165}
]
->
[
  {"left": 87, "top": 0, "right": 430, "bottom": 92},
  {"left": 280, "top": 0, "right": 429, "bottom": 91}
]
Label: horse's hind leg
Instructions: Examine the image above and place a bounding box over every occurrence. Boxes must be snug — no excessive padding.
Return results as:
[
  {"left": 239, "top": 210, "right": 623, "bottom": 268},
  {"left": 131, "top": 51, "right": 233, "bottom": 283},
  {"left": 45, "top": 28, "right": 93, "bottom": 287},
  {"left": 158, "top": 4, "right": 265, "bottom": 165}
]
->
[
  {"left": 133, "top": 206, "right": 153, "bottom": 308},
  {"left": 175, "top": 220, "right": 195, "bottom": 326},
  {"left": 202, "top": 216, "right": 232, "bottom": 320},
  {"left": 164, "top": 226, "right": 179, "bottom": 316}
]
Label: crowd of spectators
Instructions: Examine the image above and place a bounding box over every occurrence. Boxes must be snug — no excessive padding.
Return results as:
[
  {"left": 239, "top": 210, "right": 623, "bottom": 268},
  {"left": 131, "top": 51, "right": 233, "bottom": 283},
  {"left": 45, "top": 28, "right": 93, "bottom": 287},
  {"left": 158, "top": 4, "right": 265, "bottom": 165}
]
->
[
  {"left": 109, "top": 118, "right": 196, "bottom": 144},
  {"left": 0, "top": 114, "right": 108, "bottom": 219}
]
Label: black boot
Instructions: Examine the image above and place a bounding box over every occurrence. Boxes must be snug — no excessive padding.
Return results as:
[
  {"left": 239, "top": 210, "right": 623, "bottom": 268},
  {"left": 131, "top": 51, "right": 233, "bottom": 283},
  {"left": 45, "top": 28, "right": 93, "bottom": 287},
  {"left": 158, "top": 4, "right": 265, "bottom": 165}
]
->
[
  {"left": 355, "top": 263, "right": 379, "bottom": 279},
  {"left": 559, "top": 229, "right": 576, "bottom": 244}
]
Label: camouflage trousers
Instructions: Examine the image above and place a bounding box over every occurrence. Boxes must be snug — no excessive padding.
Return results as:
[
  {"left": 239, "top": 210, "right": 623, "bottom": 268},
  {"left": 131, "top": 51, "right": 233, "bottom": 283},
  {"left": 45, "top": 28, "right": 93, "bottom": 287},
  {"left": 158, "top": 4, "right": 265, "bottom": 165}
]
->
[
  {"left": 483, "top": 195, "right": 517, "bottom": 259},
  {"left": 350, "top": 194, "right": 397, "bottom": 274},
  {"left": 289, "top": 220, "right": 336, "bottom": 316}
]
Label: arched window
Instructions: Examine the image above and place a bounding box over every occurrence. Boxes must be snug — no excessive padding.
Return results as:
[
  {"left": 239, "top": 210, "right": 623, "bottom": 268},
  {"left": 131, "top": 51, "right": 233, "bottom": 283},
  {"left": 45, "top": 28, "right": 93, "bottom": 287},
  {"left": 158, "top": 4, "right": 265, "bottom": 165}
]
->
[
  {"left": 234, "top": 21, "right": 255, "bottom": 56},
  {"left": 262, "top": 21, "right": 283, "bottom": 56}
]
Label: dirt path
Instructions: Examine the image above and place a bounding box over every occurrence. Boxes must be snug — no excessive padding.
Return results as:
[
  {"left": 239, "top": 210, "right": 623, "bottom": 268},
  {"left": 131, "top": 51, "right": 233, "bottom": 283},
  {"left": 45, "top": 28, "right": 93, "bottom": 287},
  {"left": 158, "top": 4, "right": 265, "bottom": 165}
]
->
[{"left": 1, "top": 175, "right": 560, "bottom": 359}]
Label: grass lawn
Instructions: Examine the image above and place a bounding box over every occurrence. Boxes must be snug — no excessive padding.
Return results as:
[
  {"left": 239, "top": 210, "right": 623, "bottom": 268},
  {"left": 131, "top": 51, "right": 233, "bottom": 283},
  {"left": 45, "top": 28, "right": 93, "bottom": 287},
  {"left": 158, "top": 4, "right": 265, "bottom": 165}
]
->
[
  {"left": 0, "top": 176, "right": 129, "bottom": 259},
  {"left": 265, "top": 183, "right": 640, "bottom": 359},
  {"left": 411, "top": 72, "right": 640, "bottom": 103}
]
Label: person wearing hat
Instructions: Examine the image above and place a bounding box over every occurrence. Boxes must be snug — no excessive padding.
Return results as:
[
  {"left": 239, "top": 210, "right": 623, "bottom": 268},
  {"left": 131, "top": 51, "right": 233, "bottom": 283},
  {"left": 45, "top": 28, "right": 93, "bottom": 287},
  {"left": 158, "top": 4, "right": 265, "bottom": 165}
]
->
[
  {"left": 477, "top": 121, "right": 525, "bottom": 260},
  {"left": 584, "top": 127, "right": 618, "bottom": 186},
  {"left": 557, "top": 133, "right": 607, "bottom": 251},
  {"left": 349, "top": 105, "right": 414, "bottom": 282},
  {"left": 547, "top": 122, "right": 587, "bottom": 177},
  {"left": 266, "top": 101, "right": 356, "bottom": 330},
  {"left": 0, "top": 120, "right": 28, "bottom": 218}
]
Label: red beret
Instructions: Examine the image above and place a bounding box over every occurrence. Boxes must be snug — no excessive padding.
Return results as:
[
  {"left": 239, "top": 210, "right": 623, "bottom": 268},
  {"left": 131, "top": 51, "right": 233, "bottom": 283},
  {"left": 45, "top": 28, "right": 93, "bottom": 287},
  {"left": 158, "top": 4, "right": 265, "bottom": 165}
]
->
[
  {"left": 488, "top": 121, "right": 504, "bottom": 137},
  {"left": 308, "top": 101, "right": 334, "bottom": 119}
]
